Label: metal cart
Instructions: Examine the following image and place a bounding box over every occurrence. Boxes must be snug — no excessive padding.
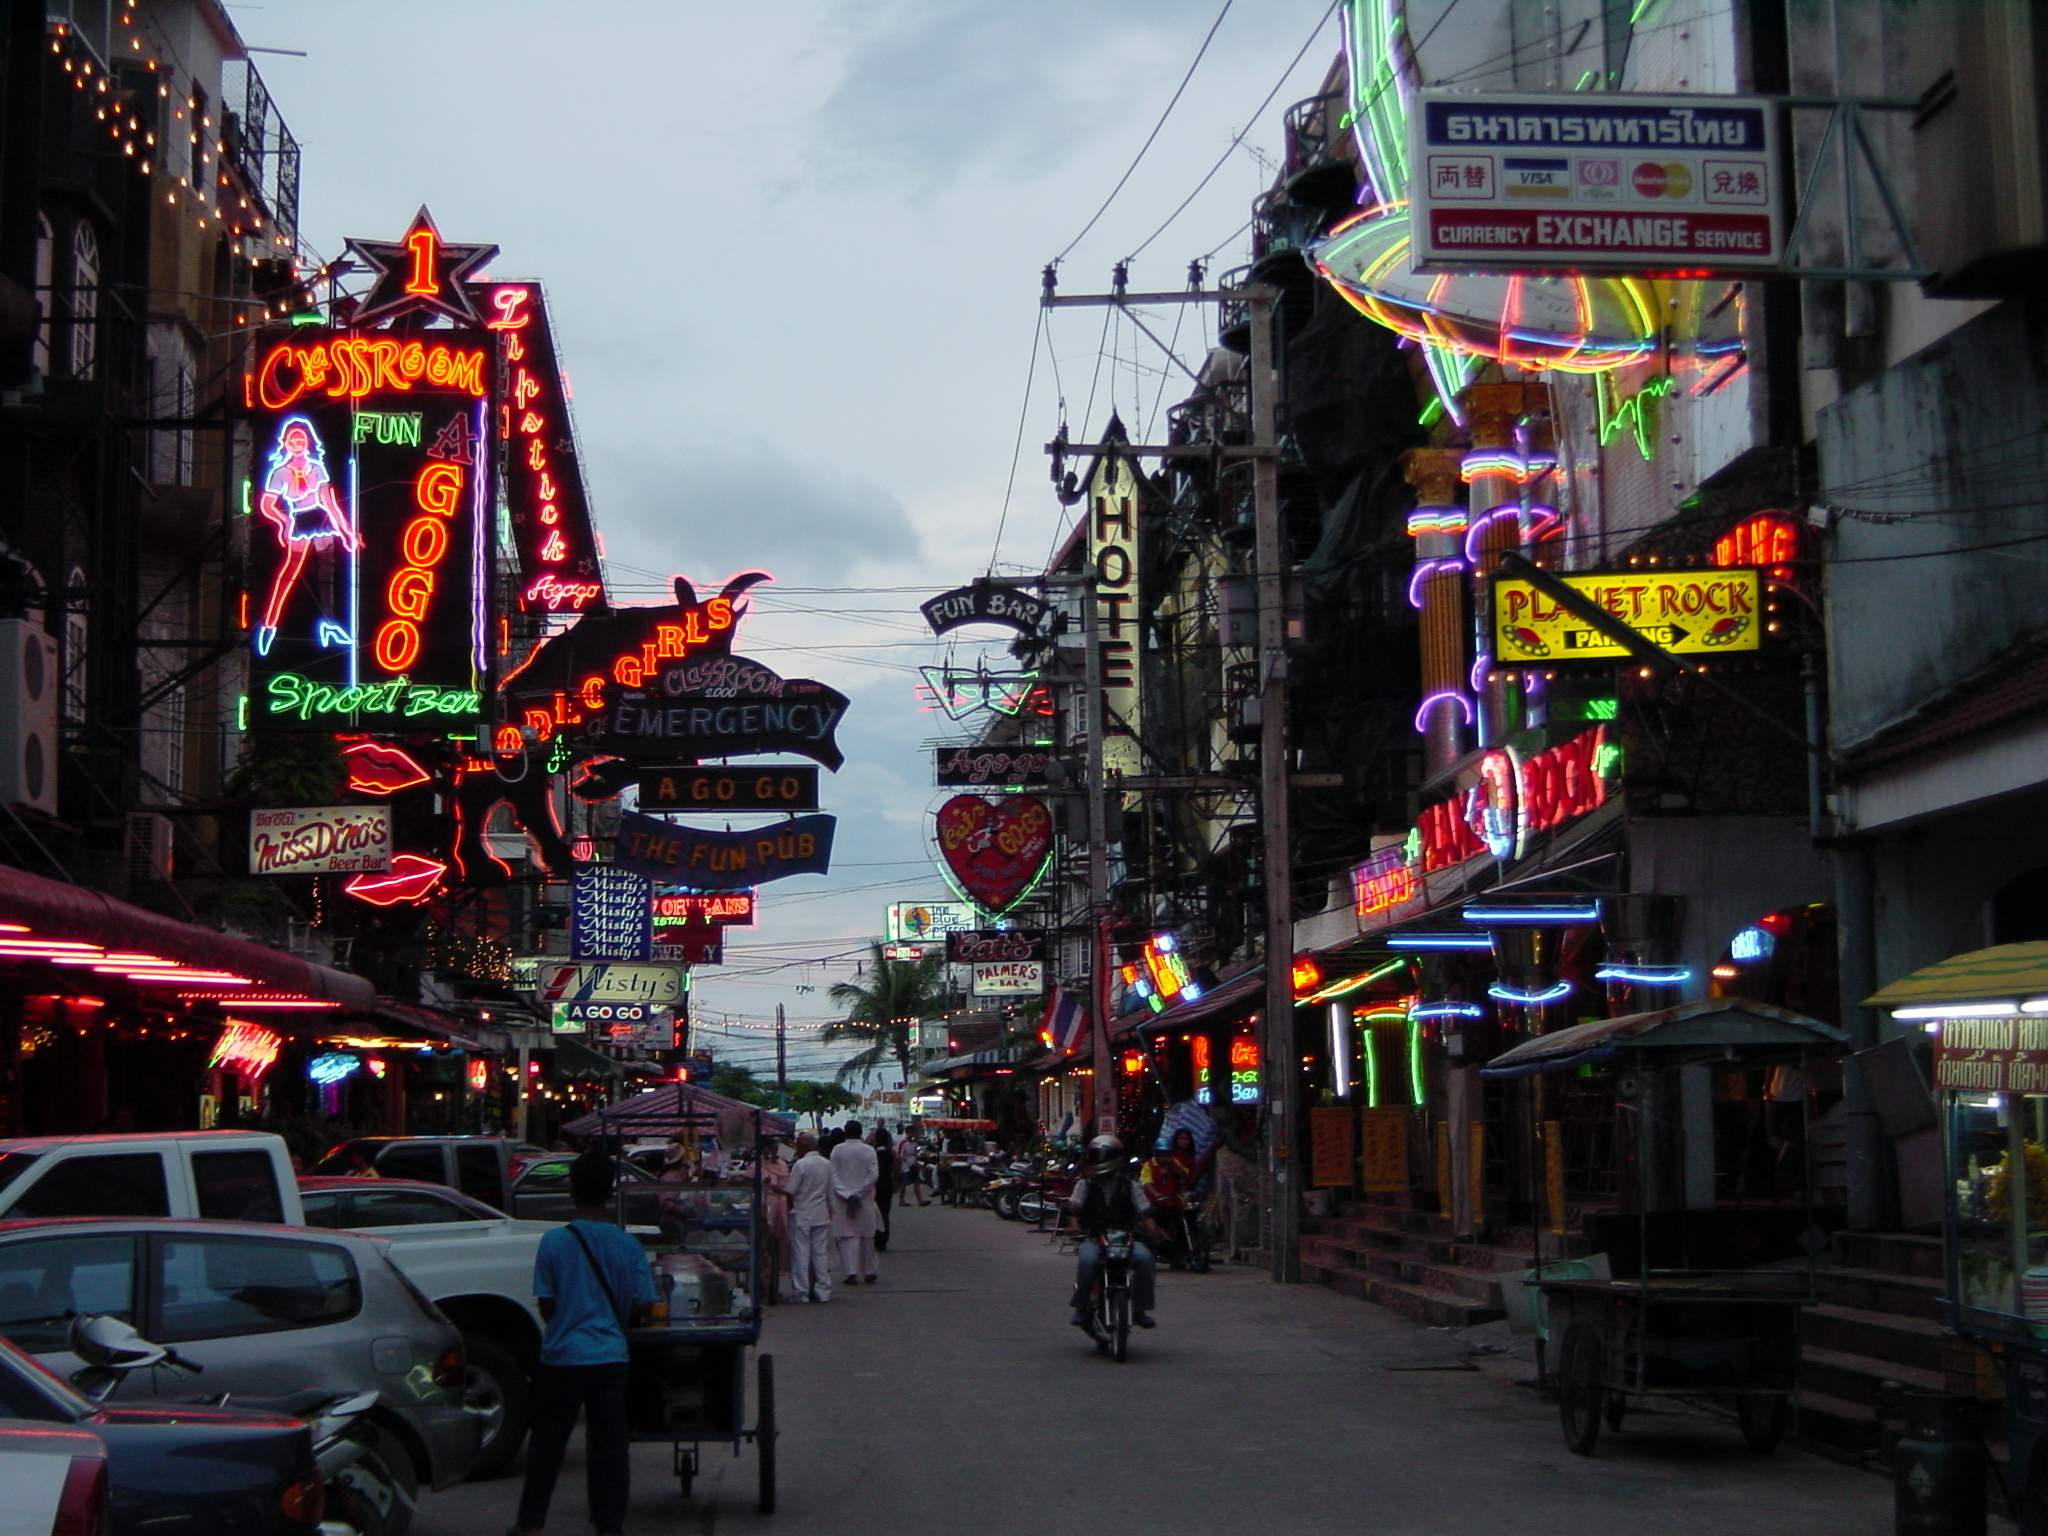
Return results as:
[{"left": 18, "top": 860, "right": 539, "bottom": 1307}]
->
[
  {"left": 1868, "top": 939, "right": 2048, "bottom": 1533},
  {"left": 565, "top": 1086, "right": 792, "bottom": 1512},
  {"left": 1482, "top": 998, "right": 1847, "bottom": 1457}
]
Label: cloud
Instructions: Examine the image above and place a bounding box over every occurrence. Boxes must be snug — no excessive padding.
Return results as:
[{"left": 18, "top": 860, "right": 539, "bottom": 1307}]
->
[
  {"left": 806, "top": 0, "right": 1192, "bottom": 190},
  {"left": 588, "top": 438, "right": 922, "bottom": 587}
]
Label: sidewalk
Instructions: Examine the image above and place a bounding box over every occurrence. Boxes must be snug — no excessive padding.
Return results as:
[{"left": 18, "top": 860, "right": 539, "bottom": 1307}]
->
[{"left": 416, "top": 1202, "right": 1901, "bottom": 1536}]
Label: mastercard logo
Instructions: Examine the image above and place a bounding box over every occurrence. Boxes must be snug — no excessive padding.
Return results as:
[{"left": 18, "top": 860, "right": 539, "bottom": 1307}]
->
[{"left": 1632, "top": 161, "right": 1694, "bottom": 199}]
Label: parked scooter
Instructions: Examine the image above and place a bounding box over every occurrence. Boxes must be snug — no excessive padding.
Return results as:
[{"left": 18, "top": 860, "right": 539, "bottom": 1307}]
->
[
  {"left": 1016, "top": 1160, "right": 1079, "bottom": 1227},
  {"left": 1080, "top": 1228, "right": 1141, "bottom": 1362},
  {"left": 70, "top": 1314, "right": 418, "bottom": 1536}
]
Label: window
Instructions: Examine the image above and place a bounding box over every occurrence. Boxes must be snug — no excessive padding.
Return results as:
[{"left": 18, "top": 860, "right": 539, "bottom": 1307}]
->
[
  {"left": 297, "top": 1190, "right": 344, "bottom": 1229},
  {"left": 0, "top": 1234, "right": 136, "bottom": 1354},
  {"left": 31, "top": 213, "right": 49, "bottom": 376},
  {"left": 351, "top": 1188, "right": 482, "bottom": 1227},
  {"left": 372, "top": 1144, "right": 447, "bottom": 1185},
  {"left": 8, "top": 1154, "right": 167, "bottom": 1219},
  {"left": 0, "top": 1153, "right": 40, "bottom": 1201},
  {"left": 454, "top": 1145, "right": 504, "bottom": 1208},
  {"left": 518, "top": 1160, "right": 570, "bottom": 1191},
  {"left": 193, "top": 1150, "right": 284, "bottom": 1224},
  {"left": 154, "top": 1234, "right": 358, "bottom": 1343},
  {"left": 67, "top": 220, "right": 98, "bottom": 381}
]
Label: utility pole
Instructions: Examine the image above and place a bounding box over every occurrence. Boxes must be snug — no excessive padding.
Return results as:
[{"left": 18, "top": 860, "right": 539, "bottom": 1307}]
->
[
  {"left": 1244, "top": 286, "right": 1297, "bottom": 1283},
  {"left": 775, "top": 1003, "right": 787, "bottom": 1113},
  {"left": 1044, "top": 277, "right": 1293, "bottom": 1273}
]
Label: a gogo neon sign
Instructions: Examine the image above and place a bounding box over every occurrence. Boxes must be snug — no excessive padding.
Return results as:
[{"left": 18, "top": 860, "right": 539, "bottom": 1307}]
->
[{"left": 375, "top": 459, "right": 467, "bottom": 672}]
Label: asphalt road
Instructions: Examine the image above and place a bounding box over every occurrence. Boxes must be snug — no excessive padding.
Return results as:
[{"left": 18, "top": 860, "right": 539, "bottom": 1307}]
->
[{"left": 413, "top": 1202, "right": 1900, "bottom": 1536}]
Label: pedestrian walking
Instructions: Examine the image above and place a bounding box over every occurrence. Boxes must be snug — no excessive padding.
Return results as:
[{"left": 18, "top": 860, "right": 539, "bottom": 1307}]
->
[
  {"left": 509, "top": 1151, "right": 655, "bottom": 1536},
  {"left": 783, "top": 1133, "right": 834, "bottom": 1303},
  {"left": 895, "top": 1127, "right": 928, "bottom": 1205},
  {"left": 829, "top": 1118, "right": 880, "bottom": 1284},
  {"left": 869, "top": 1124, "right": 896, "bottom": 1252},
  {"left": 757, "top": 1136, "right": 791, "bottom": 1304}
]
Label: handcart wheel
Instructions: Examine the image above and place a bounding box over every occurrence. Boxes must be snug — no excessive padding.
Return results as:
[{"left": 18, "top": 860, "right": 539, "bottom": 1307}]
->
[
  {"left": 756, "top": 1353, "right": 777, "bottom": 1515},
  {"left": 2021, "top": 1435, "right": 2048, "bottom": 1536},
  {"left": 674, "top": 1444, "right": 695, "bottom": 1498},
  {"left": 1603, "top": 1394, "right": 1626, "bottom": 1432},
  {"left": 1736, "top": 1391, "right": 1788, "bottom": 1454},
  {"left": 1557, "top": 1324, "right": 1603, "bottom": 1456}
]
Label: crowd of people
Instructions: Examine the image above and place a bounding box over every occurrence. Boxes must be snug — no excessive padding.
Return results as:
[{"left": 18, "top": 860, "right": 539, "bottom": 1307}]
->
[{"left": 756, "top": 1121, "right": 932, "bottom": 1303}]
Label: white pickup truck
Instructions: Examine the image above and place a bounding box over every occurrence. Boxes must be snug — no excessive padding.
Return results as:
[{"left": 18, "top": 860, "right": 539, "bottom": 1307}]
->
[{"left": 0, "top": 1129, "right": 549, "bottom": 1477}]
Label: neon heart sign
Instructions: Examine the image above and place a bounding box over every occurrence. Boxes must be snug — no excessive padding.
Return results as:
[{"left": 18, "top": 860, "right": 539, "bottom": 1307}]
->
[{"left": 934, "top": 795, "right": 1053, "bottom": 916}]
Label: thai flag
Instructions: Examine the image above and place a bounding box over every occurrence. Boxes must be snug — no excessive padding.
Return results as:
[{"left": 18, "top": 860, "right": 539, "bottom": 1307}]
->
[{"left": 1047, "top": 984, "right": 1088, "bottom": 1053}]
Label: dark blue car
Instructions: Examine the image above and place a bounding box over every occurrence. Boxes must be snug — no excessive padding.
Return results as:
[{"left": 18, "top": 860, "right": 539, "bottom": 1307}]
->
[{"left": 0, "top": 1334, "right": 320, "bottom": 1536}]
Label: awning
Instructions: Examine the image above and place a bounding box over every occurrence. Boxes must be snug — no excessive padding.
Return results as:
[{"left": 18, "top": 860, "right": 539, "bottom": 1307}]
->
[
  {"left": 0, "top": 860, "right": 375, "bottom": 1009},
  {"left": 1481, "top": 999, "right": 1846, "bottom": 1078},
  {"left": 561, "top": 1082, "right": 795, "bottom": 1139},
  {"left": 1135, "top": 966, "right": 1265, "bottom": 1035},
  {"left": 919, "top": 1045, "right": 1029, "bottom": 1079},
  {"left": 552, "top": 1037, "right": 624, "bottom": 1079},
  {"left": 1863, "top": 941, "right": 2048, "bottom": 1011}
]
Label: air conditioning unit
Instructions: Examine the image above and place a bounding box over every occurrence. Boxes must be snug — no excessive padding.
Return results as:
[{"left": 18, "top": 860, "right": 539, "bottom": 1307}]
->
[
  {"left": 0, "top": 620, "right": 58, "bottom": 814},
  {"left": 125, "top": 811, "right": 173, "bottom": 883}
]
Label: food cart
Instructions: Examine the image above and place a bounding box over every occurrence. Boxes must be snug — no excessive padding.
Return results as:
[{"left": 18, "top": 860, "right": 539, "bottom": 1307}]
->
[
  {"left": 1482, "top": 999, "right": 1846, "bottom": 1457},
  {"left": 562, "top": 1083, "right": 797, "bottom": 1512},
  {"left": 1867, "top": 940, "right": 2048, "bottom": 1532}
]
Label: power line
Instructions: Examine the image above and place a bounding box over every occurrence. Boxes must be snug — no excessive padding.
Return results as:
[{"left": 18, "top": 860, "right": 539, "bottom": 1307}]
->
[
  {"left": 1053, "top": 0, "right": 1235, "bottom": 265},
  {"left": 1124, "top": 0, "right": 1341, "bottom": 263}
]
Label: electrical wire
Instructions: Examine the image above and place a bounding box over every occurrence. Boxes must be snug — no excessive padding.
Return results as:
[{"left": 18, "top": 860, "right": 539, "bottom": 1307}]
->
[
  {"left": 1053, "top": 0, "right": 1236, "bottom": 266},
  {"left": 1123, "top": 0, "right": 1342, "bottom": 264},
  {"left": 988, "top": 305, "right": 1045, "bottom": 575}
]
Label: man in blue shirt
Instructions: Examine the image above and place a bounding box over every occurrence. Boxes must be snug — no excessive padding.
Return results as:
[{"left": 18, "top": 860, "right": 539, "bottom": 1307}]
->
[{"left": 510, "top": 1150, "right": 655, "bottom": 1536}]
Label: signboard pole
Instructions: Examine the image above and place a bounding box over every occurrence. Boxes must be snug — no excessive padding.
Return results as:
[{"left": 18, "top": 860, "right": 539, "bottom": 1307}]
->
[
  {"left": 1248, "top": 285, "right": 1300, "bottom": 1285},
  {"left": 776, "top": 1003, "right": 788, "bottom": 1114},
  {"left": 1082, "top": 569, "right": 1117, "bottom": 1138}
]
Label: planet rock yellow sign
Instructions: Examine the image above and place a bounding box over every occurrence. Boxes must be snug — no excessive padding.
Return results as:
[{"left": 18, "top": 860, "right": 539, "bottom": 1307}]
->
[{"left": 1490, "top": 568, "right": 1761, "bottom": 662}]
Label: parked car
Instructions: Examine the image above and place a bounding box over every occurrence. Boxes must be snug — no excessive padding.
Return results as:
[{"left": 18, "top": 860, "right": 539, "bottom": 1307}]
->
[
  {"left": 298, "top": 1176, "right": 509, "bottom": 1229},
  {"left": 0, "top": 1132, "right": 548, "bottom": 1479},
  {"left": 310, "top": 1137, "right": 526, "bottom": 1211},
  {"left": 0, "top": 1216, "right": 478, "bottom": 1500},
  {"left": 0, "top": 1334, "right": 320, "bottom": 1536},
  {"left": 508, "top": 1153, "right": 680, "bottom": 1230},
  {"left": 0, "top": 1418, "right": 109, "bottom": 1535}
]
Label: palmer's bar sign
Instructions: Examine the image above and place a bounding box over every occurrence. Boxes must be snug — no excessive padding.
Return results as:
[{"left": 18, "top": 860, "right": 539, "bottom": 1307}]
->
[
  {"left": 1933, "top": 1016, "right": 2048, "bottom": 1092},
  {"left": 613, "top": 809, "right": 835, "bottom": 890}
]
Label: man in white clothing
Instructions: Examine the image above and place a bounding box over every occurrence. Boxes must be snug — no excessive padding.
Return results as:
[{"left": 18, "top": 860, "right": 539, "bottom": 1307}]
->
[
  {"left": 783, "top": 1133, "right": 834, "bottom": 1303},
  {"left": 829, "top": 1118, "right": 881, "bottom": 1284}
]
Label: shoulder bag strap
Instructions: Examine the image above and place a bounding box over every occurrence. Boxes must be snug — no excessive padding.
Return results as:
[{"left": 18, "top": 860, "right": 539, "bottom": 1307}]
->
[{"left": 567, "top": 1223, "right": 628, "bottom": 1328}]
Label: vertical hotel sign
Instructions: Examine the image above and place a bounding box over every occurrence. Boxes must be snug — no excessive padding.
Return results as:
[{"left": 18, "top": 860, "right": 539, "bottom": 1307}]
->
[
  {"left": 1086, "top": 448, "right": 1143, "bottom": 778},
  {"left": 245, "top": 330, "right": 493, "bottom": 728},
  {"left": 480, "top": 283, "right": 606, "bottom": 614}
]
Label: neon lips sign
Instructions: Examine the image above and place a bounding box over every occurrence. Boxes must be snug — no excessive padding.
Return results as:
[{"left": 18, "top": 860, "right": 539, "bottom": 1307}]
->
[{"left": 483, "top": 284, "right": 605, "bottom": 613}]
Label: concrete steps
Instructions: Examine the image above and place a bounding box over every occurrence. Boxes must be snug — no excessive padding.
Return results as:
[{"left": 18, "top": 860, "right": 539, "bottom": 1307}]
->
[{"left": 1300, "top": 1200, "right": 1533, "bottom": 1329}]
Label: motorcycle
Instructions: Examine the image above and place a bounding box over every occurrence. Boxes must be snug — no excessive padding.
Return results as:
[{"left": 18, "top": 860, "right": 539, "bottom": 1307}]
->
[
  {"left": 70, "top": 1314, "right": 418, "bottom": 1536},
  {"left": 982, "top": 1162, "right": 1032, "bottom": 1220},
  {"left": 1148, "top": 1194, "right": 1211, "bottom": 1272},
  {"left": 1016, "top": 1161, "right": 1078, "bottom": 1227},
  {"left": 1081, "top": 1228, "right": 1140, "bottom": 1362}
]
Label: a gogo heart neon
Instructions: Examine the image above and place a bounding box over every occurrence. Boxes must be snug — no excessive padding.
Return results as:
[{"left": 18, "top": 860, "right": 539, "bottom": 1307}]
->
[{"left": 934, "top": 794, "right": 1053, "bottom": 914}]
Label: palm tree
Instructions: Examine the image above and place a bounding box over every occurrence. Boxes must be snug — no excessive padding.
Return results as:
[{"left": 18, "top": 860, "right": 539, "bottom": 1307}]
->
[{"left": 824, "top": 942, "right": 950, "bottom": 1086}]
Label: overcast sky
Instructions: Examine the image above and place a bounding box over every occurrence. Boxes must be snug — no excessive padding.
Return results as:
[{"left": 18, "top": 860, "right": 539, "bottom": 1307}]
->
[{"left": 247, "top": 0, "right": 1341, "bottom": 1076}]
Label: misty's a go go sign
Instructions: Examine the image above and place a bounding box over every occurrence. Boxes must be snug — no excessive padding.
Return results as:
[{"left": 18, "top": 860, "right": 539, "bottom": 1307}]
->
[
  {"left": 1490, "top": 568, "right": 1762, "bottom": 663},
  {"left": 1408, "top": 90, "right": 1783, "bottom": 273}
]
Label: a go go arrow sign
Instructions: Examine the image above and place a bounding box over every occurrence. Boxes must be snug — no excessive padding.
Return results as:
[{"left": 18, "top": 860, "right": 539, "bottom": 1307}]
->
[{"left": 535, "top": 963, "right": 685, "bottom": 1005}]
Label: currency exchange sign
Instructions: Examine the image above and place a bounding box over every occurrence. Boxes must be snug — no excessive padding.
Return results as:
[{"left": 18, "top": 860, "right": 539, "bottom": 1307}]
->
[
  {"left": 1490, "top": 568, "right": 1761, "bottom": 664},
  {"left": 1407, "top": 90, "right": 1782, "bottom": 273}
]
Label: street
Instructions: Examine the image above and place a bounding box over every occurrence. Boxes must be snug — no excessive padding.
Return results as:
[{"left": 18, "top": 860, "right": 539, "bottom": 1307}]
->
[{"left": 416, "top": 1205, "right": 1897, "bottom": 1536}]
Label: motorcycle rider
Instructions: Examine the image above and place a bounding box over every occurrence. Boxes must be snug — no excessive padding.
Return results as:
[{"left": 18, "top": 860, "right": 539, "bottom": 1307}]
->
[{"left": 1064, "top": 1133, "right": 1158, "bottom": 1331}]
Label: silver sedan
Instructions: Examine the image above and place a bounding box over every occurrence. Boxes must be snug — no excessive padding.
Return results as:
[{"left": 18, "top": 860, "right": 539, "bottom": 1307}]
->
[{"left": 0, "top": 1216, "right": 480, "bottom": 1497}]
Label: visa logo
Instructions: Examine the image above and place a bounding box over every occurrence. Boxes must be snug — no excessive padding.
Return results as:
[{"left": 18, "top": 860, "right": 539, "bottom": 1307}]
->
[{"left": 1504, "top": 157, "right": 1572, "bottom": 198}]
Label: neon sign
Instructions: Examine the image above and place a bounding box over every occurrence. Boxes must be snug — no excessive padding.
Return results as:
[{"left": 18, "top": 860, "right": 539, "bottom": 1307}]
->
[
  {"left": 653, "top": 891, "right": 756, "bottom": 926},
  {"left": 1229, "top": 1035, "right": 1260, "bottom": 1103},
  {"left": 344, "top": 854, "right": 448, "bottom": 907},
  {"left": 343, "top": 740, "right": 432, "bottom": 794},
  {"left": 1414, "top": 724, "right": 1619, "bottom": 875},
  {"left": 245, "top": 323, "right": 491, "bottom": 730},
  {"left": 482, "top": 284, "right": 606, "bottom": 613},
  {"left": 1193, "top": 1034, "right": 1214, "bottom": 1104},
  {"left": 208, "top": 1020, "right": 283, "bottom": 1081},
  {"left": 1352, "top": 844, "right": 1421, "bottom": 918},
  {"left": 1291, "top": 954, "right": 1324, "bottom": 997},
  {"left": 308, "top": 1052, "right": 360, "bottom": 1086},
  {"left": 343, "top": 207, "right": 497, "bottom": 329},
  {"left": 1712, "top": 513, "right": 1800, "bottom": 572}
]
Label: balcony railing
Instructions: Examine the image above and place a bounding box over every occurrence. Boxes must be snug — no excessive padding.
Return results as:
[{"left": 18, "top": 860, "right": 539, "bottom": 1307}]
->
[{"left": 221, "top": 58, "right": 300, "bottom": 248}]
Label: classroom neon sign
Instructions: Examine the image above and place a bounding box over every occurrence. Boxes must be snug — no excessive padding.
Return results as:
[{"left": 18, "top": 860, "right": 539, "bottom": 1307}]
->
[{"left": 247, "top": 335, "right": 489, "bottom": 411}]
